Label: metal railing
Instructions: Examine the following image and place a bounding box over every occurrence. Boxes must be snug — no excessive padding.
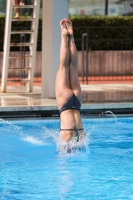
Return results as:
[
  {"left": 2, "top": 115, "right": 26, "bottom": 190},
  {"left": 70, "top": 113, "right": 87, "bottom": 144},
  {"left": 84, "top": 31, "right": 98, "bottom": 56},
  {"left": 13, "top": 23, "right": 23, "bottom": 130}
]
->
[
  {"left": 74, "top": 26, "right": 133, "bottom": 84},
  {"left": 0, "top": 26, "right": 133, "bottom": 86}
]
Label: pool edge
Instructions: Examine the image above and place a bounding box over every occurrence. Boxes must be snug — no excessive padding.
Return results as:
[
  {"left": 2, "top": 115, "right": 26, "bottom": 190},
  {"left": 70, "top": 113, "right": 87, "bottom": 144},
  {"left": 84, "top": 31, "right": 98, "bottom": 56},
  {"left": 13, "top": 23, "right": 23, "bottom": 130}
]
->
[{"left": 0, "top": 102, "right": 133, "bottom": 118}]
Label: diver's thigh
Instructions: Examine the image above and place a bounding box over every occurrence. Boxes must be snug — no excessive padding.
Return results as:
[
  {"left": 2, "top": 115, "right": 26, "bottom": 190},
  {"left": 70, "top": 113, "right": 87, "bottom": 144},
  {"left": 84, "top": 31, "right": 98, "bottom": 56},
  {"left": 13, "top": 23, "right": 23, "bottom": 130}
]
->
[{"left": 56, "top": 87, "right": 73, "bottom": 109}]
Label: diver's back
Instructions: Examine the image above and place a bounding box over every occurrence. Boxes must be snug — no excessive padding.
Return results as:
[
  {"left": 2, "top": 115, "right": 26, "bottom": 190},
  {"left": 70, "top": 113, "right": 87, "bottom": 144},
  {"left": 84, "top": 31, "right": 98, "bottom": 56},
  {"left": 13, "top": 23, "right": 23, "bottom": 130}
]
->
[{"left": 60, "top": 109, "right": 83, "bottom": 129}]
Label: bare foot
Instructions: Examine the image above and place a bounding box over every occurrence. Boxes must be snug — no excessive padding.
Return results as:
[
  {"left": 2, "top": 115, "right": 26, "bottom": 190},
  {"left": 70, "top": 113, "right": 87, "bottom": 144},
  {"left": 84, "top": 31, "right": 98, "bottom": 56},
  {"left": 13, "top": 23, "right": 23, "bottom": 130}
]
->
[
  {"left": 14, "top": 13, "right": 19, "bottom": 18},
  {"left": 60, "top": 19, "right": 69, "bottom": 35},
  {"left": 20, "top": 1, "right": 25, "bottom": 5},
  {"left": 65, "top": 19, "right": 73, "bottom": 35}
]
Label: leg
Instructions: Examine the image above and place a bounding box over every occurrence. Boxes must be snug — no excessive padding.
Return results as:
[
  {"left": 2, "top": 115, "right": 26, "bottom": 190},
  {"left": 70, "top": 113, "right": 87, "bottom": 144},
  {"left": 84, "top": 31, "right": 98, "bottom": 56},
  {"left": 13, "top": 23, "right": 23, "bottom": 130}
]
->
[
  {"left": 55, "top": 19, "right": 73, "bottom": 109},
  {"left": 12, "top": 0, "right": 19, "bottom": 18},
  {"left": 66, "top": 20, "right": 82, "bottom": 104}
]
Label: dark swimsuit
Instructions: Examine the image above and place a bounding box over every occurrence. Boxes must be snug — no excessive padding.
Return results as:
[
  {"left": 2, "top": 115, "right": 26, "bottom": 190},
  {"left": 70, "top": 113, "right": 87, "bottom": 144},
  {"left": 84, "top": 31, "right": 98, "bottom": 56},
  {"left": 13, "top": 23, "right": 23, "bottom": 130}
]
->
[
  {"left": 59, "top": 94, "right": 84, "bottom": 149},
  {"left": 59, "top": 93, "right": 81, "bottom": 114},
  {"left": 60, "top": 127, "right": 84, "bottom": 142}
]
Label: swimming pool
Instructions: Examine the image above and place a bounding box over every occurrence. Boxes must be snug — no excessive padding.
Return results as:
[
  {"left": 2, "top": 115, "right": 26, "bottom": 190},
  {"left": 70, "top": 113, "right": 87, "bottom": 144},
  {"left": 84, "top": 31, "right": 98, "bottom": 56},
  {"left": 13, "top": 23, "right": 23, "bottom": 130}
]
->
[{"left": 0, "top": 117, "right": 133, "bottom": 200}]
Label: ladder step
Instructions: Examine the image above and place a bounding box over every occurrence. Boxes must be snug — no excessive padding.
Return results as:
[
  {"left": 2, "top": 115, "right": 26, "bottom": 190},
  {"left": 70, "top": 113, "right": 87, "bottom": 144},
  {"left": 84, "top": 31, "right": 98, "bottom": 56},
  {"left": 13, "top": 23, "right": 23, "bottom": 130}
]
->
[
  {"left": 7, "top": 79, "right": 30, "bottom": 82},
  {"left": 9, "top": 55, "right": 32, "bottom": 59},
  {"left": 10, "top": 43, "right": 33, "bottom": 47},
  {"left": 12, "top": 5, "right": 36, "bottom": 8},
  {"left": 12, "top": 18, "right": 35, "bottom": 22},
  {"left": 11, "top": 30, "right": 34, "bottom": 34},
  {"left": 21, "top": 79, "right": 30, "bottom": 82},
  {"left": 8, "top": 68, "right": 31, "bottom": 71},
  {"left": 7, "top": 80, "right": 21, "bottom": 82}
]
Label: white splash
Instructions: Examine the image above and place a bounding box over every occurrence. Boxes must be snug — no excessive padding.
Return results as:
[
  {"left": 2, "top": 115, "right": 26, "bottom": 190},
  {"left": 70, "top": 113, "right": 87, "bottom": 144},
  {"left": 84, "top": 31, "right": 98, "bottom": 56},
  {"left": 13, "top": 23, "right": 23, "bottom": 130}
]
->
[
  {"left": 0, "top": 118, "right": 23, "bottom": 135},
  {"left": 22, "top": 135, "right": 44, "bottom": 145},
  {"left": 105, "top": 110, "right": 117, "bottom": 118},
  {"left": 105, "top": 110, "right": 118, "bottom": 123},
  {"left": 0, "top": 118, "right": 91, "bottom": 152}
]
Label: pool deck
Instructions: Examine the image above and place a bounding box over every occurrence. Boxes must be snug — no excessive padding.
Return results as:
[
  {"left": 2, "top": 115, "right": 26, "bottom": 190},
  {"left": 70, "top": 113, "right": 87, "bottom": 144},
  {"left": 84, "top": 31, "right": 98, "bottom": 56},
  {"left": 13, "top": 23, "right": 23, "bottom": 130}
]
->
[{"left": 0, "top": 84, "right": 133, "bottom": 117}]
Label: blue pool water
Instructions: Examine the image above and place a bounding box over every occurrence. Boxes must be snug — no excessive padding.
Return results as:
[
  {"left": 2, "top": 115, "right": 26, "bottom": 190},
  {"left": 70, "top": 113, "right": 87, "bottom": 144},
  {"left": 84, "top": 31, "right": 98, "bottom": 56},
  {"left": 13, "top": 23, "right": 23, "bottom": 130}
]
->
[{"left": 0, "top": 117, "right": 133, "bottom": 200}]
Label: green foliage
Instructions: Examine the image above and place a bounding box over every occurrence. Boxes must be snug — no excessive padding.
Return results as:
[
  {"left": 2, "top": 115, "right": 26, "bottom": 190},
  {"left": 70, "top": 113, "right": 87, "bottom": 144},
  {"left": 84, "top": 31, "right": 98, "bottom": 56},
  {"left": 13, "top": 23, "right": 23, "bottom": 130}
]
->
[
  {"left": 69, "top": 16, "right": 133, "bottom": 50},
  {"left": 0, "top": 15, "right": 133, "bottom": 51}
]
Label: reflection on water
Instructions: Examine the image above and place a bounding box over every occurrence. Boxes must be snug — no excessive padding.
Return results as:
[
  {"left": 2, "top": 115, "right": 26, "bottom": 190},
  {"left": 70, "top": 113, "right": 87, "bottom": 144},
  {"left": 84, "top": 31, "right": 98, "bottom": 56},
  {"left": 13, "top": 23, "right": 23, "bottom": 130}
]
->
[
  {"left": 57, "top": 159, "right": 74, "bottom": 199},
  {"left": 83, "top": 90, "right": 133, "bottom": 103}
]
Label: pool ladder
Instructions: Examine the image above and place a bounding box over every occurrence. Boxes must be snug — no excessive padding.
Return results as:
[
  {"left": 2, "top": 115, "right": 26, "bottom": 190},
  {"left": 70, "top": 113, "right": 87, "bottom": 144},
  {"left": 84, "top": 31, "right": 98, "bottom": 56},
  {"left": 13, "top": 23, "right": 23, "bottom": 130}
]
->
[{"left": 1, "top": 0, "right": 40, "bottom": 92}]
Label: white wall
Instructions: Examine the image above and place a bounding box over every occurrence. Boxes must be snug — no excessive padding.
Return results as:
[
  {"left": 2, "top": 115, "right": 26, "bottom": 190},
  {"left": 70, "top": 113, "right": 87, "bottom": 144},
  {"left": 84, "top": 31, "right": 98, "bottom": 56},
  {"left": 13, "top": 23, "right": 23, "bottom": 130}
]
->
[{"left": 41, "top": 0, "right": 68, "bottom": 98}]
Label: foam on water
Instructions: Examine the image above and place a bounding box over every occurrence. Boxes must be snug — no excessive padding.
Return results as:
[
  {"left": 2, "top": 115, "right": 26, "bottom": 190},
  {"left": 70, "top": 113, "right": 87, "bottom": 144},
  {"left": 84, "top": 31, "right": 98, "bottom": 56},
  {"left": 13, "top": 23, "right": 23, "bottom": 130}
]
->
[{"left": 22, "top": 135, "right": 45, "bottom": 145}]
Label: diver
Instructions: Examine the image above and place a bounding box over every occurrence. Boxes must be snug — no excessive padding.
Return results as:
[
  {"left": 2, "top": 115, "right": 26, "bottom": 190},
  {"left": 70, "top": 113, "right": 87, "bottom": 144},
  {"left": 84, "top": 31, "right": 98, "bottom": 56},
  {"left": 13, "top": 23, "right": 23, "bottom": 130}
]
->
[{"left": 55, "top": 19, "right": 86, "bottom": 153}]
